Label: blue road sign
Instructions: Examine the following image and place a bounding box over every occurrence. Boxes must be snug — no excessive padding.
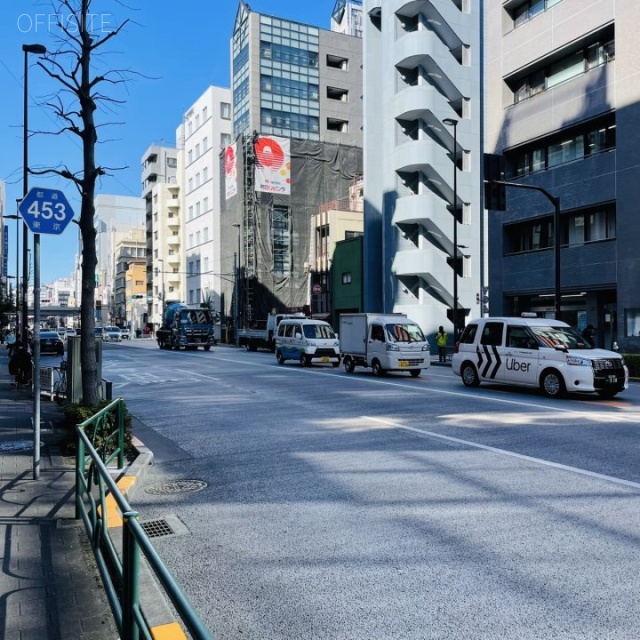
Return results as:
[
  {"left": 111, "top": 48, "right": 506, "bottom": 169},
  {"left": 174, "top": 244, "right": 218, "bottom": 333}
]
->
[{"left": 18, "top": 187, "right": 75, "bottom": 235}]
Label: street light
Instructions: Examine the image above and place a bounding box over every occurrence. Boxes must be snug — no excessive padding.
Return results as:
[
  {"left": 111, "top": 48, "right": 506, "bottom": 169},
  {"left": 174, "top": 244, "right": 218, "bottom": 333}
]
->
[
  {"left": 443, "top": 117, "right": 460, "bottom": 338},
  {"left": 156, "top": 258, "right": 165, "bottom": 306},
  {"left": 22, "top": 43, "right": 47, "bottom": 347},
  {"left": 5, "top": 209, "right": 21, "bottom": 336},
  {"left": 232, "top": 223, "right": 241, "bottom": 346}
]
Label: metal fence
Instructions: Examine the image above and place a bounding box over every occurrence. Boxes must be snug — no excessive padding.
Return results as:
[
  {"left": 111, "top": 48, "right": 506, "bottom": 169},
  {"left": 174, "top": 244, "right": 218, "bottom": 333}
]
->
[{"left": 75, "top": 398, "right": 212, "bottom": 640}]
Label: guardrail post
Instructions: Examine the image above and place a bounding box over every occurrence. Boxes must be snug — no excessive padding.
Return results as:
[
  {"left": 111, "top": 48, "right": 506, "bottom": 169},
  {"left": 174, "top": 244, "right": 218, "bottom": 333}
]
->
[
  {"left": 122, "top": 510, "right": 140, "bottom": 640},
  {"left": 118, "top": 399, "right": 124, "bottom": 469},
  {"left": 75, "top": 432, "right": 84, "bottom": 520}
]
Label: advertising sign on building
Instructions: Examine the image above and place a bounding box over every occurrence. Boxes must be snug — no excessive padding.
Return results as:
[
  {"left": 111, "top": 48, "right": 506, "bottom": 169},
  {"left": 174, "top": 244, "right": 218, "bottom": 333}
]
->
[
  {"left": 254, "top": 135, "right": 291, "bottom": 194},
  {"left": 224, "top": 143, "right": 238, "bottom": 200}
]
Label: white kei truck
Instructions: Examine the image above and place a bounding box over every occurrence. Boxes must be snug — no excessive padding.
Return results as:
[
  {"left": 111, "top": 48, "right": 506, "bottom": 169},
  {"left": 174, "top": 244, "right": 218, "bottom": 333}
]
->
[{"left": 339, "top": 313, "right": 431, "bottom": 377}]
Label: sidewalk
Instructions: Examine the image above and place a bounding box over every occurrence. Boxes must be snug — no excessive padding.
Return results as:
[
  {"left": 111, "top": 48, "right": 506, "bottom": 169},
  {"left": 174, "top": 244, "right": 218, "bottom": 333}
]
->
[{"left": 0, "top": 350, "right": 119, "bottom": 640}]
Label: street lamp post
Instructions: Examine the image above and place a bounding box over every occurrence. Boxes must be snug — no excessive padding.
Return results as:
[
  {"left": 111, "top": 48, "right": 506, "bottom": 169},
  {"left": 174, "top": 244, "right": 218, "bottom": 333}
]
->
[
  {"left": 22, "top": 43, "right": 47, "bottom": 347},
  {"left": 156, "top": 257, "right": 165, "bottom": 307},
  {"left": 5, "top": 209, "right": 21, "bottom": 335},
  {"left": 443, "top": 118, "right": 459, "bottom": 338},
  {"left": 232, "top": 223, "right": 241, "bottom": 347}
]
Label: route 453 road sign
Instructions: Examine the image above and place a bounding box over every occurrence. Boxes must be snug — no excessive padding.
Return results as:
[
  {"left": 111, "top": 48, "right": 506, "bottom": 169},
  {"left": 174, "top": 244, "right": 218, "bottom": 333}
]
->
[{"left": 19, "top": 187, "right": 75, "bottom": 235}]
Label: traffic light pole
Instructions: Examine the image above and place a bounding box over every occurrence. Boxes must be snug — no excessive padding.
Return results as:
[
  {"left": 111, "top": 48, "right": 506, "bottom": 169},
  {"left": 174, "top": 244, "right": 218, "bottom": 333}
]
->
[{"left": 493, "top": 181, "right": 561, "bottom": 321}]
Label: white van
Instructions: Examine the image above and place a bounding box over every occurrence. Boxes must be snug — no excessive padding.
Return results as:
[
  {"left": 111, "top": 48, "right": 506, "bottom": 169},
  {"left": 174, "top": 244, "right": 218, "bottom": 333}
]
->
[
  {"left": 275, "top": 319, "right": 341, "bottom": 367},
  {"left": 452, "top": 316, "right": 628, "bottom": 399}
]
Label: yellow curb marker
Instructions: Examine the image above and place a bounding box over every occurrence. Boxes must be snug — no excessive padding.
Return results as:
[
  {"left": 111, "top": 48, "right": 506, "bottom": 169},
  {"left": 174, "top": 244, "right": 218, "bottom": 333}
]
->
[
  {"left": 151, "top": 622, "right": 187, "bottom": 639},
  {"left": 96, "top": 475, "right": 137, "bottom": 528}
]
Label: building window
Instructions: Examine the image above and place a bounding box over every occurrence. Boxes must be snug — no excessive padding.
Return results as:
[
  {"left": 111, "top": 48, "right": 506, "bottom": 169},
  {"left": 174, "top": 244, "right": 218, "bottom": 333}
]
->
[
  {"left": 260, "top": 41, "right": 318, "bottom": 67},
  {"left": 203, "top": 136, "right": 208, "bottom": 151},
  {"left": 196, "top": 231, "right": 201, "bottom": 245},
  {"left": 203, "top": 197, "right": 208, "bottom": 211},
  {"left": 221, "top": 133, "right": 232, "bottom": 148},
  {"left": 188, "top": 178, "right": 193, "bottom": 192},
  {"left": 327, "top": 118, "right": 349, "bottom": 133},
  {"left": 510, "top": 0, "right": 564, "bottom": 29},
  {"left": 326, "top": 54, "right": 348, "bottom": 70},
  {"left": 564, "top": 208, "right": 616, "bottom": 245},
  {"left": 195, "top": 114, "right": 200, "bottom": 129},
  {"left": 188, "top": 150, "right": 193, "bottom": 164},
  {"left": 624, "top": 309, "right": 640, "bottom": 338},
  {"left": 204, "top": 227, "right": 209, "bottom": 242},
  {"left": 202, "top": 106, "right": 208, "bottom": 120},
  {"left": 509, "top": 31, "right": 614, "bottom": 104},
  {"left": 220, "top": 102, "right": 232, "bottom": 119},
  {"left": 196, "top": 201, "right": 201, "bottom": 216},
  {"left": 342, "top": 272, "right": 352, "bottom": 284},
  {"left": 203, "top": 167, "right": 208, "bottom": 182},
  {"left": 189, "top": 290, "right": 194, "bottom": 304},
  {"left": 272, "top": 205, "right": 290, "bottom": 275},
  {"left": 327, "top": 86, "right": 348, "bottom": 102},
  {"left": 204, "top": 257, "right": 209, "bottom": 273},
  {"left": 195, "top": 173, "right": 201, "bottom": 187},
  {"left": 195, "top": 143, "right": 200, "bottom": 158},
  {"left": 510, "top": 118, "right": 615, "bottom": 176},
  {"left": 188, "top": 206, "right": 193, "bottom": 220},
  {"left": 189, "top": 261, "right": 194, "bottom": 275}
]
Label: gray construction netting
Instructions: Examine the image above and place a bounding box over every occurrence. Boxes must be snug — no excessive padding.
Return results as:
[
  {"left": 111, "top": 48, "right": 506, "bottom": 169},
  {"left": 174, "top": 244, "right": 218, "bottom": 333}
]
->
[{"left": 221, "top": 137, "right": 362, "bottom": 325}]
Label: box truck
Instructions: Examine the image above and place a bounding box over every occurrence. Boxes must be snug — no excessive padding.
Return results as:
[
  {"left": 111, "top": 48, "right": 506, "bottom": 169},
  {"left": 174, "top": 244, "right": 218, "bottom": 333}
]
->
[{"left": 339, "top": 313, "right": 431, "bottom": 377}]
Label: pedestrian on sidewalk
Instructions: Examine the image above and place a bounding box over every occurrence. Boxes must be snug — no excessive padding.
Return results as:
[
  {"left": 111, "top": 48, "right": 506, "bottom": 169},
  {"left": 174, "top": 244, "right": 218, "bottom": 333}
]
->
[
  {"left": 5, "top": 330, "right": 16, "bottom": 357},
  {"left": 435, "top": 326, "right": 448, "bottom": 363},
  {"left": 9, "top": 342, "right": 32, "bottom": 387}
]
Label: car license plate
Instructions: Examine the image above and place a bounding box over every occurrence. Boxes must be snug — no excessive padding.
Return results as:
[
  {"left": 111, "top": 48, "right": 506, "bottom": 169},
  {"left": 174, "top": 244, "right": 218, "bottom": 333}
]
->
[
  {"left": 606, "top": 374, "right": 617, "bottom": 384},
  {"left": 321, "top": 357, "right": 330, "bottom": 363},
  {"left": 399, "top": 361, "right": 409, "bottom": 367}
]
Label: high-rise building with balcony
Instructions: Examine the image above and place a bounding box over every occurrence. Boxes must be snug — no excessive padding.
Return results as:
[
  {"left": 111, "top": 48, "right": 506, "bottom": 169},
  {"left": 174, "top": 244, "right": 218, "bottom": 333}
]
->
[{"left": 363, "top": 0, "right": 482, "bottom": 337}]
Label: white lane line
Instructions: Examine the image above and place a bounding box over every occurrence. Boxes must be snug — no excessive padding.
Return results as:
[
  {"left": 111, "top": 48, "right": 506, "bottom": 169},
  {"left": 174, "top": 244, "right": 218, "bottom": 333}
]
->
[
  {"left": 363, "top": 415, "right": 640, "bottom": 491},
  {"left": 208, "top": 354, "right": 609, "bottom": 417}
]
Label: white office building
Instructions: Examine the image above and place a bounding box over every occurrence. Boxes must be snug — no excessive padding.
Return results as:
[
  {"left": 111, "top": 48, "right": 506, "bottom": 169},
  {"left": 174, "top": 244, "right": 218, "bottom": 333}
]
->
[{"left": 179, "top": 86, "right": 233, "bottom": 312}]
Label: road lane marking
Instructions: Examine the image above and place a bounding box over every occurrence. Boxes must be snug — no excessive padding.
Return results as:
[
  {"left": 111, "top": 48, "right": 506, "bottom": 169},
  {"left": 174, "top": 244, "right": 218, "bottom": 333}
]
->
[
  {"left": 363, "top": 415, "right": 640, "bottom": 491},
  {"left": 207, "top": 354, "right": 633, "bottom": 418}
]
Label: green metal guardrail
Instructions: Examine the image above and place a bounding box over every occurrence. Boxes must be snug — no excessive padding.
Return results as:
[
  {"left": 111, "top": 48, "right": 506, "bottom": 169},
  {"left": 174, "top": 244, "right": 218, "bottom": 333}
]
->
[{"left": 75, "top": 397, "right": 212, "bottom": 640}]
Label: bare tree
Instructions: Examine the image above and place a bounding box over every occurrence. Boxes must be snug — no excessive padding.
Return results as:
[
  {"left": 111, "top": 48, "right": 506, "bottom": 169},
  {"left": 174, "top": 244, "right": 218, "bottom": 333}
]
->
[{"left": 31, "top": 0, "right": 130, "bottom": 405}]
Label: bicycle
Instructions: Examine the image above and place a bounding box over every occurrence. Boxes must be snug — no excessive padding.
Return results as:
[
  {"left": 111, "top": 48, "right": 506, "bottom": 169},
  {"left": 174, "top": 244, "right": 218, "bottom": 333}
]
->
[{"left": 53, "top": 358, "right": 67, "bottom": 405}]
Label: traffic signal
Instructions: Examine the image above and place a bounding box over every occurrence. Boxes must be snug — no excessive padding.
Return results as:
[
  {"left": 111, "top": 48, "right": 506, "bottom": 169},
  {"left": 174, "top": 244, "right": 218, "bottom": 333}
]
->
[{"left": 484, "top": 154, "right": 506, "bottom": 211}]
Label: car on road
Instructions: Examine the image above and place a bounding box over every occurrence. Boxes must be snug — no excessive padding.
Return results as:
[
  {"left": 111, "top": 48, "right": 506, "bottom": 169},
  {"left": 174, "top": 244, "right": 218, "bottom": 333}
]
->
[
  {"left": 120, "top": 328, "right": 130, "bottom": 340},
  {"left": 452, "top": 316, "right": 628, "bottom": 399},
  {"left": 104, "top": 326, "right": 122, "bottom": 342},
  {"left": 39, "top": 330, "right": 65, "bottom": 356}
]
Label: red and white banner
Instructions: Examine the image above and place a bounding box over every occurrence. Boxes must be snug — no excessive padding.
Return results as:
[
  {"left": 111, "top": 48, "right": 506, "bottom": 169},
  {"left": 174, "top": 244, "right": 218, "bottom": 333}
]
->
[
  {"left": 224, "top": 143, "right": 238, "bottom": 200},
  {"left": 254, "top": 135, "right": 291, "bottom": 194}
]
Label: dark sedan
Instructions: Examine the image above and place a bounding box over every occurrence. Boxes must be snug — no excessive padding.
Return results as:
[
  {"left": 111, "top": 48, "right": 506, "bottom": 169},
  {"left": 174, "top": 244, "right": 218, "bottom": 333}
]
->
[{"left": 39, "top": 331, "right": 64, "bottom": 356}]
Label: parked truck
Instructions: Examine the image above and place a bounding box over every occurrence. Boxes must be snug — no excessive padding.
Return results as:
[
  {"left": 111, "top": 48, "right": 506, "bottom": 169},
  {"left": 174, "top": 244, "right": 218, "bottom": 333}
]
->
[
  {"left": 156, "top": 303, "right": 216, "bottom": 351},
  {"left": 339, "top": 313, "right": 431, "bottom": 377},
  {"left": 237, "top": 312, "right": 307, "bottom": 352}
]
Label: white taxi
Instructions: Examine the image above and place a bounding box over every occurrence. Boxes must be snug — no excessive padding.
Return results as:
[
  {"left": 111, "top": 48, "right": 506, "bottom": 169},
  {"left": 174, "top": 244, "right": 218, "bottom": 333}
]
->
[{"left": 452, "top": 316, "right": 628, "bottom": 399}]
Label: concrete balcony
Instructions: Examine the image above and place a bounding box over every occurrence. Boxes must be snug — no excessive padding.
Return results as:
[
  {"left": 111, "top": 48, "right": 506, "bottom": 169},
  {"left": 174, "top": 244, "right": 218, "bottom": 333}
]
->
[{"left": 392, "top": 246, "right": 453, "bottom": 308}]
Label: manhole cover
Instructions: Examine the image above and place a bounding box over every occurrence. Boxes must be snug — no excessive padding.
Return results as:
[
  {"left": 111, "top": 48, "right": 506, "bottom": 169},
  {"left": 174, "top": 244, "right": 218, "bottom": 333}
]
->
[
  {"left": 0, "top": 440, "right": 36, "bottom": 452},
  {"left": 145, "top": 479, "right": 208, "bottom": 495}
]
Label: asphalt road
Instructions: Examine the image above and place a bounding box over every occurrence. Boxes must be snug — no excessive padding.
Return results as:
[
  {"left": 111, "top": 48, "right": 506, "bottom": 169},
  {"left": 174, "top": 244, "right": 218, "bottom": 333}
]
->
[{"left": 102, "top": 341, "right": 640, "bottom": 640}]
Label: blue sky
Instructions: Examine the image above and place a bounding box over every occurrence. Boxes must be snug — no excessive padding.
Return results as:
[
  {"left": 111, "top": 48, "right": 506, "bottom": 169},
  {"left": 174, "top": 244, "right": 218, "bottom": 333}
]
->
[{"left": 0, "top": 0, "right": 337, "bottom": 283}]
